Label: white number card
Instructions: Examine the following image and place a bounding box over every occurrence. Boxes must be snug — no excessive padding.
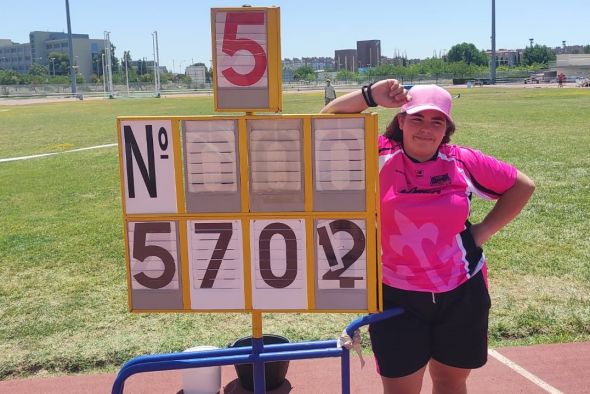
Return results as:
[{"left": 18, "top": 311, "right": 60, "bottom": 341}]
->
[
  {"left": 120, "top": 120, "right": 177, "bottom": 214},
  {"left": 187, "top": 220, "right": 245, "bottom": 309},
  {"left": 250, "top": 219, "right": 307, "bottom": 309}
]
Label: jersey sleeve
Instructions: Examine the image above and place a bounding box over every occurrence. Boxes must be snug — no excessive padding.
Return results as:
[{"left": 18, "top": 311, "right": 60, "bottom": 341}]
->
[{"left": 457, "top": 146, "right": 517, "bottom": 200}]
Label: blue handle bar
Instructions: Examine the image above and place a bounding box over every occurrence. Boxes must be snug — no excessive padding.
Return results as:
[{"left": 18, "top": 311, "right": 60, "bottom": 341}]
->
[{"left": 345, "top": 307, "right": 404, "bottom": 336}]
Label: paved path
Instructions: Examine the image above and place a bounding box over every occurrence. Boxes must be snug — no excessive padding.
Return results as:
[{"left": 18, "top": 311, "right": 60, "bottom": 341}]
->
[{"left": 1, "top": 342, "right": 588, "bottom": 393}]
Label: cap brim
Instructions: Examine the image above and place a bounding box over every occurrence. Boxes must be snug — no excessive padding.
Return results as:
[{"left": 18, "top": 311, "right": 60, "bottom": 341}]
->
[{"left": 404, "top": 104, "right": 454, "bottom": 125}]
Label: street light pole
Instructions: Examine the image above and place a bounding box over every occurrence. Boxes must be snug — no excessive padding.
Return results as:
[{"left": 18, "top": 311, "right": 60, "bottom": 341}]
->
[
  {"left": 124, "top": 50, "right": 130, "bottom": 96},
  {"left": 65, "top": 0, "right": 77, "bottom": 96},
  {"left": 102, "top": 53, "right": 106, "bottom": 95},
  {"left": 490, "top": 0, "right": 496, "bottom": 84},
  {"left": 104, "top": 31, "right": 114, "bottom": 98},
  {"left": 152, "top": 31, "right": 161, "bottom": 97},
  {"left": 50, "top": 57, "right": 56, "bottom": 77}
]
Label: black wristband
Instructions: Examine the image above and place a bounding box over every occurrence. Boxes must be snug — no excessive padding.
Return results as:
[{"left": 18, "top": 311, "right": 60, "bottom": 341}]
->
[
  {"left": 361, "top": 86, "right": 370, "bottom": 106},
  {"left": 362, "top": 83, "right": 378, "bottom": 107}
]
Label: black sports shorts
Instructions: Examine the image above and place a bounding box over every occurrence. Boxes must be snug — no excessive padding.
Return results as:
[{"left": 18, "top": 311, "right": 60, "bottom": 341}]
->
[{"left": 368, "top": 270, "right": 491, "bottom": 378}]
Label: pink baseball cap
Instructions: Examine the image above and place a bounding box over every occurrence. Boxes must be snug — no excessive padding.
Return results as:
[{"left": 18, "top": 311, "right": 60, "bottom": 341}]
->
[{"left": 401, "top": 85, "right": 454, "bottom": 125}]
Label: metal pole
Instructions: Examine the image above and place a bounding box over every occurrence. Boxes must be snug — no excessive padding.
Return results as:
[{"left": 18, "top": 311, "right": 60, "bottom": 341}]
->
[
  {"left": 65, "top": 0, "right": 77, "bottom": 95},
  {"left": 103, "top": 33, "right": 109, "bottom": 96},
  {"left": 124, "top": 51, "right": 130, "bottom": 96},
  {"left": 490, "top": 0, "right": 496, "bottom": 84},
  {"left": 104, "top": 31, "right": 114, "bottom": 97},
  {"left": 102, "top": 53, "right": 106, "bottom": 95},
  {"left": 154, "top": 31, "right": 161, "bottom": 97},
  {"left": 152, "top": 33, "right": 157, "bottom": 96}
]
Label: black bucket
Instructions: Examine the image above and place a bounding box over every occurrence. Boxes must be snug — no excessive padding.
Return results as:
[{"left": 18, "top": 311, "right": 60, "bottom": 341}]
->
[{"left": 229, "top": 334, "right": 290, "bottom": 391}]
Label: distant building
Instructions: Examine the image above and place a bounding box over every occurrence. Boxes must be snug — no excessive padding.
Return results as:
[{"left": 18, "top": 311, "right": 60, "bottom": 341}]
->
[
  {"left": 186, "top": 64, "right": 206, "bottom": 84},
  {"left": 335, "top": 49, "right": 357, "bottom": 72},
  {"left": 0, "top": 39, "right": 31, "bottom": 73},
  {"left": 282, "top": 57, "right": 334, "bottom": 70},
  {"left": 357, "top": 40, "right": 381, "bottom": 68},
  {"left": 282, "top": 67, "right": 294, "bottom": 81},
  {"left": 554, "top": 54, "right": 590, "bottom": 77},
  {"left": 554, "top": 45, "right": 587, "bottom": 55},
  {"left": 485, "top": 49, "right": 522, "bottom": 66},
  {"left": 130, "top": 59, "right": 167, "bottom": 75},
  {"left": 0, "top": 31, "right": 107, "bottom": 80}
]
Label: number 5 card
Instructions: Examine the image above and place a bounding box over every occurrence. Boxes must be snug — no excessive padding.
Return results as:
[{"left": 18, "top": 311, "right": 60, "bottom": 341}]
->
[{"left": 211, "top": 7, "right": 282, "bottom": 112}]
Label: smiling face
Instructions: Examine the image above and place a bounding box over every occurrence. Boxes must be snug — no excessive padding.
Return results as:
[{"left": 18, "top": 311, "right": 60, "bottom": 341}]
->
[{"left": 398, "top": 109, "right": 448, "bottom": 162}]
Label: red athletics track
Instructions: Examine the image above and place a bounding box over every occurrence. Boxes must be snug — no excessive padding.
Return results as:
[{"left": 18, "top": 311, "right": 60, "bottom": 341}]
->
[{"left": 1, "top": 342, "right": 588, "bottom": 393}]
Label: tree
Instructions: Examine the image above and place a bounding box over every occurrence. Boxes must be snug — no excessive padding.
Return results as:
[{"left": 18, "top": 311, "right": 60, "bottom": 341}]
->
[
  {"left": 447, "top": 43, "right": 488, "bottom": 66},
  {"left": 28, "top": 64, "right": 49, "bottom": 76},
  {"left": 137, "top": 59, "right": 149, "bottom": 76},
  {"left": 106, "top": 44, "right": 120, "bottom": 74},
  {"left": 92, "top": 52, "right": 103, "bottom": 77},
  {"left": 48, "top": 52, "right": 70, "bottom": 75},
  {"left": 0, "top": 70, "right": 21, "bottom": 85},
  {"left": 522, "top": 44, "right": 556, "bottom": 66},
  {"left": 336, "top": 69, "right": 356, "bottom": 82},
  {"left": 293, "top": 65, "right": 315, "bottom": 81},
  {"left": 446, "top": 61, "right": 479, "bottom": 78},
  {"left": 584, "top": 45, "right": 590, "bottom": 54},
  {"left": 420, "top": 58, "right": 447, "bottom": 78}
]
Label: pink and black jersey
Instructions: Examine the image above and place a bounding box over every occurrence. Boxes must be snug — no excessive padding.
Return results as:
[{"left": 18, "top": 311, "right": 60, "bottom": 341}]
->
[{"left": 378, "top": 135, "right": 517, "bottom": 293}]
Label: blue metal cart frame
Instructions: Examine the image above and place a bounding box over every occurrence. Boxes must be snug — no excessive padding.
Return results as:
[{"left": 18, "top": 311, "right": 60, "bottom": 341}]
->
[{"left": 111, "top": 307, "right": 403, "bottom": 394}]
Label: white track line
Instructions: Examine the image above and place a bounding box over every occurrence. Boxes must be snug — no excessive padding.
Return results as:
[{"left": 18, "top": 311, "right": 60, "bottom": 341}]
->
[
  {"left": 0, "top": 143, "right": 117, "bottom": 163},
  {"left": 488, "top": 349, "right": 563, "bottom": 394}
]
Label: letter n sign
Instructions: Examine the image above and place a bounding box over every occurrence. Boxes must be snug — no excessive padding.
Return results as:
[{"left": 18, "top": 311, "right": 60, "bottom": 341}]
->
[{"left": 119, "top": 120, "right": 178, "bottom": 214}]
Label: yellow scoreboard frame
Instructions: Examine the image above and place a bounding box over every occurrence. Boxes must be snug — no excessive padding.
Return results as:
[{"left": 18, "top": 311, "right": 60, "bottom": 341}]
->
[
  {"left": 211, "top": 7, "right": 282, "bottom": 113},
  {"left": 117, "top": 114, "right": 382, "bottom": 314}
]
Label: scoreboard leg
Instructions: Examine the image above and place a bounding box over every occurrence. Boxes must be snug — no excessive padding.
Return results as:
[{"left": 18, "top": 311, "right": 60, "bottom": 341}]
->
[
  {"left": 252, "top": 336, "right": 266, "bottom": 394},
  {"left": 252, "top": 311, "right": 266, "bottom": 394},
  {"left": 341, "top": 349, "right": 351, "bottom": 394}
]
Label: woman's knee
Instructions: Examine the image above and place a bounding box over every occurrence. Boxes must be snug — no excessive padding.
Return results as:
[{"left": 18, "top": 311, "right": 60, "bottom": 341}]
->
[
  {"left": 381, "top": 365, "right": 427, "bottom": 394},
  {"left": 429, "top": 359, "right": 471, "bottom": 394}
]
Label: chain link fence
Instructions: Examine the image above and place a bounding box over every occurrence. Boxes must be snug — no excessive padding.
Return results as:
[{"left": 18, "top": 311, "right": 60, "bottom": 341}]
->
[{"left": 0, "top": 70, "right": 550, "bottom": 99}]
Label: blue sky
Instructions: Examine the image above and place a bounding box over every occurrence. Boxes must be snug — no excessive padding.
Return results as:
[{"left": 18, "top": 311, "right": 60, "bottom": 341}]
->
[{"left": 3, "top": 0, "right": 589, "bottom": 72}]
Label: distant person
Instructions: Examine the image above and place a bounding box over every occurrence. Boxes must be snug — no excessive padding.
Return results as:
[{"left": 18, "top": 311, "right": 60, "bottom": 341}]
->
[
  {"left": 322, "top": 80, "right": 535, "bottom": 394},
  {"left": 558, "top": 73, "right": 565, "bottom": 88},
  {"left": 324, "top": 79, "right": 336, "bottom": 105}
]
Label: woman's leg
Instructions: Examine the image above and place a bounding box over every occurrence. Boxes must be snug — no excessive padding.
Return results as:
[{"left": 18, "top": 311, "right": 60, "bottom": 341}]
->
[
  {"left": 428, "top": 358, "right": 471, "bottom": 394},
  {"left": 381, "top": 365, "right": 427, "bottom": 394}
]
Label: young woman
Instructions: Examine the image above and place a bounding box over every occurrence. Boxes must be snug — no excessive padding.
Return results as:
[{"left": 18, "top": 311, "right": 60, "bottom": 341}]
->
[{"left": 321, "top": 80, "right": 535, "bottom": 394}]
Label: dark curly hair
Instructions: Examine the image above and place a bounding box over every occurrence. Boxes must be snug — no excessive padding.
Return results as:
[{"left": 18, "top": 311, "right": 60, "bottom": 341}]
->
[{"left": 384, "top": 112, "right": 456, "bottom": 144}]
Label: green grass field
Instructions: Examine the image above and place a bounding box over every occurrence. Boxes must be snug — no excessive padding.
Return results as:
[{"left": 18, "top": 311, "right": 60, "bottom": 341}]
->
[{"left": 1, "top": 88, "right": 589, "bottom": 380}]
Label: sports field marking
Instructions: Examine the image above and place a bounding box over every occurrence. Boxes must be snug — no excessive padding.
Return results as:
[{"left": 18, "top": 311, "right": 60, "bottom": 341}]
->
[
  {"left": 488, "top": 349, "right": 563, "bottom": 394},
  {"left": 0, "top": 143, "right": 117, "bottom": 163}
]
